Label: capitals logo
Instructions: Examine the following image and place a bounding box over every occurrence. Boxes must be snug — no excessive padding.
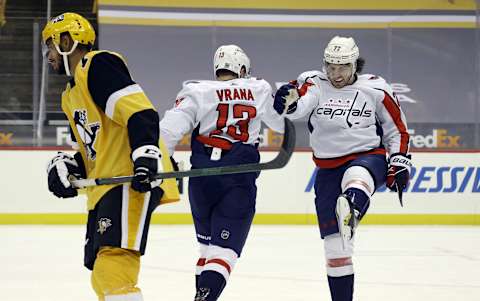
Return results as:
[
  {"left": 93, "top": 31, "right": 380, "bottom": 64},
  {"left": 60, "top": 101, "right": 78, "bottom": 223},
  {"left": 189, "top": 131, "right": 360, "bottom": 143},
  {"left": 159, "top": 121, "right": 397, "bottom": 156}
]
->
[
  {"left": 315, "top": 92, "right": 372, "bottom": 128},
  {"left": 74, "top": 109, "right": 100, "bottom": 160}
]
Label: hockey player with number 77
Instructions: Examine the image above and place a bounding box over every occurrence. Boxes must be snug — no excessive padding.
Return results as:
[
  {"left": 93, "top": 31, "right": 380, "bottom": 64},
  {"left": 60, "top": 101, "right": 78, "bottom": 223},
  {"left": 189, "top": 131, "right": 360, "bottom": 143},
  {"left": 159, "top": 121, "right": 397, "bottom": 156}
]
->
[
  {"left": 160, "top": 44, "right": 284, "bottom": 301},
  {"left": 273, "top": 36, "right": 412, "bottom": 301}
]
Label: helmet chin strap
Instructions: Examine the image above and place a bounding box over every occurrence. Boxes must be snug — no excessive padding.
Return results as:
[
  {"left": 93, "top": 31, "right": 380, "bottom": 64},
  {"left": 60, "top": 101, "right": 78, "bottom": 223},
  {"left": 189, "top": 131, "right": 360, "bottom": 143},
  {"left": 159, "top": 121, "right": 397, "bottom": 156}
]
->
[{"left": 54, "top": 40, "right": 78, "bottom": 77}]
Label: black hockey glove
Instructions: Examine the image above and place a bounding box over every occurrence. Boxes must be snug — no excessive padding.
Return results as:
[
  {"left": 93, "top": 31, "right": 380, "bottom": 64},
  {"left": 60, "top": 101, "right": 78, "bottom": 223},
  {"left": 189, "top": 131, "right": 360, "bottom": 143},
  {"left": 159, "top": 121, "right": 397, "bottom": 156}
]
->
[
  {"left": 273, "top": 83, "right": 300, "bottom": 115},
  {"left": 47, "top": 152, "right": 86, "bottom": 198},
  {"left": 131, "top": 145, "right": 162, "bottom": 193},
  {"left": 386, "top": 153, "right": 412, "bottom": 206},
  {"left": 170, "top": 156, "right": 179, "bottom": 171}
]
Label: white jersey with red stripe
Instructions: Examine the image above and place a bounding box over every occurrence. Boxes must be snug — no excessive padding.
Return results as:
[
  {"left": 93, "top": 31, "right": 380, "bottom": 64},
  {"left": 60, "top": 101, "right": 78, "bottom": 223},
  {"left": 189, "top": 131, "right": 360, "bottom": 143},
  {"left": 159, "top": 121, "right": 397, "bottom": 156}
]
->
[
  {"left": 287, "top": 70, "right": 409, "bottom": 160},
  {"left": 160, "top": 77, "right": 284, "bottom": 155}
]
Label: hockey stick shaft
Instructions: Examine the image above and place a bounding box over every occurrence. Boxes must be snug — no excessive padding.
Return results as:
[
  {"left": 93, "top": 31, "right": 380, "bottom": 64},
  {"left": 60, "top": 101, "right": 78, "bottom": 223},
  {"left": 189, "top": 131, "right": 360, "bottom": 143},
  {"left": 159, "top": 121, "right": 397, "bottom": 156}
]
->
[{"left": 71, "top": 119, "right": 295, "bottom": 188}]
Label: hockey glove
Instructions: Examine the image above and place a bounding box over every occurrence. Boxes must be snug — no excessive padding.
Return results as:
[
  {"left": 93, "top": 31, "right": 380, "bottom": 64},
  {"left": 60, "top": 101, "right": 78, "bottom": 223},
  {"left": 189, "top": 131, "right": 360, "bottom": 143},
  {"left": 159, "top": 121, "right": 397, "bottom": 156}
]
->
[
  {"left": 273, "top": 83, "right": 300, "bottom": 115},
  {"left": 386, "top": 153, "right": 412, "bottom": 206},
  {"left": 47, "top": 152, "right": 86, "bottom": 198},
  {"left": 131, "top": 145, "right": 162, "bottom": 193}
]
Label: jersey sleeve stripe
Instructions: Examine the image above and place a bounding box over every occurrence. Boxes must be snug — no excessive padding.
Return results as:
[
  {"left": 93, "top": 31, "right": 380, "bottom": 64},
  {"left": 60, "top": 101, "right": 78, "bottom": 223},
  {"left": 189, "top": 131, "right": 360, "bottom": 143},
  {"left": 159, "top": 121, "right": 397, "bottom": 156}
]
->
[
  {"left": 298, "top": 82, "right": 314, "bottom": 97},
  {"left": 382, "top": 92, "right": 409, "bottom": 153},
  {"left": 133, "top": 192, "right": 150, "bottom": 250},
  {"left": 87, "top": 52, "right": 136, "bottom": 113},
  {"left": 105, "top": 84, "right": 143, "bottom": 119}
]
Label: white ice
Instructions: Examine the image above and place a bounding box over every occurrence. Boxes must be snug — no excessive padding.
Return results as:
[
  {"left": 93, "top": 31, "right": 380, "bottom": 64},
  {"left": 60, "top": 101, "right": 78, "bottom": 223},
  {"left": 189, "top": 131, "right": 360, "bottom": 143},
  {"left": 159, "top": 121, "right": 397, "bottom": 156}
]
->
[{"left": 2, "top": 225, "right": 480, "bottom": 301}]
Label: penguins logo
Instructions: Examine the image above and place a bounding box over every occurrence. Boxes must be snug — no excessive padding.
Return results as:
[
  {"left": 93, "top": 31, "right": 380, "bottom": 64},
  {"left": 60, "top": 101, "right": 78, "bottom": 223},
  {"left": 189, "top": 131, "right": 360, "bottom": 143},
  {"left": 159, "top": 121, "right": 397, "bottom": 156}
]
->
[
  {"left": 97, "top": 218, "right": 112, "bottom": 235},
  {"left": 73, "top": 109, "right": 100, "bottom": 160}
]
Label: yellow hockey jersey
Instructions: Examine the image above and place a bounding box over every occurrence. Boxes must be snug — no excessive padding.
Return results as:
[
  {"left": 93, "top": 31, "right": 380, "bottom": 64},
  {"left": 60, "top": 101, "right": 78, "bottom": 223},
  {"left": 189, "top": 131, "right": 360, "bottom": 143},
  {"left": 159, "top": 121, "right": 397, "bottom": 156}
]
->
[{"left": 61, "top": 50, "right": 179, "bottom": 210}]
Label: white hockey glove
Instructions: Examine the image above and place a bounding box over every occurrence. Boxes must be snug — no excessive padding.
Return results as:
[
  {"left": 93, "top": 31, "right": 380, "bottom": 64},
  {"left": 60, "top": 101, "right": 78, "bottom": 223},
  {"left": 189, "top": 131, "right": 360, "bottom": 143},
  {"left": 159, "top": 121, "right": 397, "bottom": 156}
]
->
[
  {"left": 386, "top": 153, "right": 412, "bottom": 206},
  {"left": 131, "top": 145, "right": 163, "bottom": 192},
  {"left": 273, "top": 83, "right": 300, "bottom": 115},
  {"left": 46, "top": 152, "right": 86, "bottom": 198}
]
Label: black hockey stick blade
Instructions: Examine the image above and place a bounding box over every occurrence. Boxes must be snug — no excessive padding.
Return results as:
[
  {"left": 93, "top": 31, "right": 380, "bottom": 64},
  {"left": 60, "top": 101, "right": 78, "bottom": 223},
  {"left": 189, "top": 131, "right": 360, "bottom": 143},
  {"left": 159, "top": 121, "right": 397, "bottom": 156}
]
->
[
  {"left": 397, "top": 183, "right": 404, "bottom": 207},
  {"left": 71, "top": 119, "right": 296, "bottom": 188}
]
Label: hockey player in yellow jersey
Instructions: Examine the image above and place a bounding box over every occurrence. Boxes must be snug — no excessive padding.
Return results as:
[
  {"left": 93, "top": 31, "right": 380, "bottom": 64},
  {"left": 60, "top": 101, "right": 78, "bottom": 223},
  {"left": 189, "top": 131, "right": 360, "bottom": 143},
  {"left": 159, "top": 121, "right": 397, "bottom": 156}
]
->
[{"left": 42, "top": 12, "right": 179, "bottom": 301}]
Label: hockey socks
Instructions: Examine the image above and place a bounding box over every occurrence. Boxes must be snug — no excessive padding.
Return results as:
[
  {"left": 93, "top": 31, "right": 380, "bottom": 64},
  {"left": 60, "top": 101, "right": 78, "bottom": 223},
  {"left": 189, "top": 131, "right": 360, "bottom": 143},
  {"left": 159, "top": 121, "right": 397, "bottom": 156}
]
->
[
  {"left": 327, "top": 274, "right": 354, "bottom": 301},
  {"left": 194, "top": 245, "right": 237, "bottom": 300},
  {"left": 195, "top": 257, "right": 206, "bottom": 290},
  {"left": 195, "top": 271, "right": 227, "bottom": 301}
]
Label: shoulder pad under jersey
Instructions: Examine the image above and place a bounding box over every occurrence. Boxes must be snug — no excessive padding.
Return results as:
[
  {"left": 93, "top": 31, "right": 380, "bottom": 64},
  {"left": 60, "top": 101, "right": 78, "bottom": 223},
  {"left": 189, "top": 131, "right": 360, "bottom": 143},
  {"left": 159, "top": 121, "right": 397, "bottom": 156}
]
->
[
  {"left": 88, "top": 50, "right": 128, "bottom": 68},
  {"left": 180, "top": 79, "right": 222, "bottom": 94},
  {"left": 356, "top": 74, "right": 394, "bottom": 96},
  {"left": 231, "top": 77, "right": 272, "bottom": 91},
  {"left": 182, "top": 79, "right": 207, "bottom": 88},
  {"left": 177, "top": 80, "right": 208, "bottom": 96},
  {"left": 297, "top": 70, "right": 327, "bottom": 85},
  {"left": 247, "top": 77, "right": 271, "bottom": 87}
]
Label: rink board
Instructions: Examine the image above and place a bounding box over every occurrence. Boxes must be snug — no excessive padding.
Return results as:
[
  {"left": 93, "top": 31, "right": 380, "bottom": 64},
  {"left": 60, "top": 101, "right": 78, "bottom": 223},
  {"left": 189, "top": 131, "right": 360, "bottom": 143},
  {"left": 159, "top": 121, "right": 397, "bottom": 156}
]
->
[{"left": 0, "top": 150, "right": 479, "bottom": 225}]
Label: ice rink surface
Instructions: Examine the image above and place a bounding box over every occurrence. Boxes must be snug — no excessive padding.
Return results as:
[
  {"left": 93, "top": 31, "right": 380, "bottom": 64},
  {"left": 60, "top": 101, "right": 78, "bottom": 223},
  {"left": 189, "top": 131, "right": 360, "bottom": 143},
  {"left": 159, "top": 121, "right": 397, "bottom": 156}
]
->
[{"left": 2, "top": 225, "right": 480, "bottom": 301}]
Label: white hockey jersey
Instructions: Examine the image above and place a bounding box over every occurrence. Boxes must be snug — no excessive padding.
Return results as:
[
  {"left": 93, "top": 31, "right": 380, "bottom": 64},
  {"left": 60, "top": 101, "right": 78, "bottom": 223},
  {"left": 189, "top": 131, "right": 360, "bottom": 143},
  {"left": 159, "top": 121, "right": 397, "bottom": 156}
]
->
[
  {"left": 160, "top": 77, "right": 284, "bottom": 155},
  {"left": 287, "top": 70, "right": 409, "bottom": 168}
]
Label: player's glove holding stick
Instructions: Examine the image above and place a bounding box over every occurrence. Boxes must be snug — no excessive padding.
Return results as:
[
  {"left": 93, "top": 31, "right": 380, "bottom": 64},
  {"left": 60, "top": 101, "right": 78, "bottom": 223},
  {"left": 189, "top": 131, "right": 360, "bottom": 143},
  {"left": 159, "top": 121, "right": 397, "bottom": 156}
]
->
[
  {"left": 386, "top": 153, "right": 412, "bottom": 206},
  {"left": 273, "top": 82, "right": 300, "bottom": 115},
  {"left": 47, "top": 152, "right": 86, "bottom": 198},
  {"left": 131, "top": 145, "right": 163, "bottom": 192}
]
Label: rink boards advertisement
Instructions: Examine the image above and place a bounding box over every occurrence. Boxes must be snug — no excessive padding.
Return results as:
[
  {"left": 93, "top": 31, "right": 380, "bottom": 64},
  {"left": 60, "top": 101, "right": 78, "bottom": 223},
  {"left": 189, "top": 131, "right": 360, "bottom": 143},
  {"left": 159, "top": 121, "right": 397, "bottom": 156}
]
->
[{"left": 0, "top": 150, "right": 478, "bottom": 225}]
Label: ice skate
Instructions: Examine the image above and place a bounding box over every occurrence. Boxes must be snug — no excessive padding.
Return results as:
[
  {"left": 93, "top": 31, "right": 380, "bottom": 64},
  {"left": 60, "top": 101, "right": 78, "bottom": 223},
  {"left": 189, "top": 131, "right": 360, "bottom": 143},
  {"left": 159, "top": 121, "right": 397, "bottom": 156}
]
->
[{"left": 335, "top": 193, "right": 358, "bottom": 249}]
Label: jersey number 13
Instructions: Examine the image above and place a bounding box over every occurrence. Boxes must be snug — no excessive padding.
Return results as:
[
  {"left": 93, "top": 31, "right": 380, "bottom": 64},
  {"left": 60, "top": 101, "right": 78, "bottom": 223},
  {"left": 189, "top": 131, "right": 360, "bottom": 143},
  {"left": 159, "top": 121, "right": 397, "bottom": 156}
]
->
[{"left": 212, "top": 103, "right": 257, "bottom": 142}]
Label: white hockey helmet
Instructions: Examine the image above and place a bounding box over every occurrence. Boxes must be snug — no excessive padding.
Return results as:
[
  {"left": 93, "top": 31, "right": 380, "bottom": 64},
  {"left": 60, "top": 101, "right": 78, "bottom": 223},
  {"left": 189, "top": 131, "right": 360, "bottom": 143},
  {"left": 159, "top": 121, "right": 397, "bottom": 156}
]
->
[
  {"left": 323, "top": 36, "right": 359, "bottom": 66},
  {"left": 213, "top": 44, "right": 251, "bottom": 78}
]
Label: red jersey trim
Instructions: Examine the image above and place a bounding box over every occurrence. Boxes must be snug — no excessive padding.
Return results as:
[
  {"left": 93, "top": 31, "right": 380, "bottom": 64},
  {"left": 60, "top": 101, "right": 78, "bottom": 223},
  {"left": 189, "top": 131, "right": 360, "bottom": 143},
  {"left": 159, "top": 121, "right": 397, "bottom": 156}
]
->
[
  {"left": 298, "top": 82, "right": 314, "bottom": 97},
  {"left": 196, "top": 135, "right": 233, "bottom": 150},
  {"left": 288, "top": 79, "right": 314, "bottom": 97},
  {"left": 313, "top": 148, "right": 386, "bottom": 169},
  {"left": 382, "top": 92, "right": 409, "bottom": 153}
]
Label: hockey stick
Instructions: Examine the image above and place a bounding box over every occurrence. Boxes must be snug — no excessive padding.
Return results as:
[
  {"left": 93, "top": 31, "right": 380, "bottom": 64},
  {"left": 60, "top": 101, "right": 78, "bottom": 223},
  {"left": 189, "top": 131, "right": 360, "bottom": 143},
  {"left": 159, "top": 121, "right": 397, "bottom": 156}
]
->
[
  {"left": 71, "top": 119, "right": 296, "bottom": 188},
  {"left": 397, "top": 183, "right": 404, "bottom": 207}
]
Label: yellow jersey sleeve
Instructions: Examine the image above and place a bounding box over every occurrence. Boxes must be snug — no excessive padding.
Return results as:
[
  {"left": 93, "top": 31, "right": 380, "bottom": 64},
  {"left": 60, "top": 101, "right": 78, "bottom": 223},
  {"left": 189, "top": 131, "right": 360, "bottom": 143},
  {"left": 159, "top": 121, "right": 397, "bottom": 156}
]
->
[
  {"left": 86, "top": 51, "right": 155, "bottom": 126},
  {"left": 158, "top": 138, "right": 180, "bottom": 205},
  {"left": 87, "top": 51, "right": 160, "bottom": 151}
]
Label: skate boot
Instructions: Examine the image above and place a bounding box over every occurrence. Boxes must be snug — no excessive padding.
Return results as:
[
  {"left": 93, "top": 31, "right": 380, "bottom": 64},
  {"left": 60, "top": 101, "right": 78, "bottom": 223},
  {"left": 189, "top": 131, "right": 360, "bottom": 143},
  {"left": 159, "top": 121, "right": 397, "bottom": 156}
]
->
[
  {"left": 194, "top": 287, "right": 211, "bottom": 301},
  {"left": 335, "top": 193, "right": 359, "bottom": 249}
]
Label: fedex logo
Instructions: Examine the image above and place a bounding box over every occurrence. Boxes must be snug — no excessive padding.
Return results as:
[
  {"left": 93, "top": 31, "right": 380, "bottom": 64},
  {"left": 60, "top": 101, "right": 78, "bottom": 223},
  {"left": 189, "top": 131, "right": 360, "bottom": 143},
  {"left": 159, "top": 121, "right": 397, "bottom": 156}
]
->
[
  {"left": 305, "top": 166, "right": 480, "bottom": 193},
  {"left": 408, "top": 129, "right": 461, "bottom": 148}
]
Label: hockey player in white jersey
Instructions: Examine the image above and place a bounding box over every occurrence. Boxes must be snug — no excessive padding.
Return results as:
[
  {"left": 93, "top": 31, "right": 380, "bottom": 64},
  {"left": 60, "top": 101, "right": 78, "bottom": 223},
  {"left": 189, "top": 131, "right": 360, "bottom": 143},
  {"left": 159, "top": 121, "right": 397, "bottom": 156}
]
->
[
  {"left": 160, "top": 45, "right": 283, "bottom": 301},
  {"left": 273, "top": 36, "right": 412, "bottom": 301}
]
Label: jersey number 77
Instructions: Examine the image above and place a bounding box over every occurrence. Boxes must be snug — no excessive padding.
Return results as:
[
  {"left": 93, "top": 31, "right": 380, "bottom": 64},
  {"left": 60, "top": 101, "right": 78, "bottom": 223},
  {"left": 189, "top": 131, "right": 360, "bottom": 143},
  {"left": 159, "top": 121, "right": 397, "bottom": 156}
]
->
[{"left": 211, "top": 103, "right": 257, "bottom": 142}]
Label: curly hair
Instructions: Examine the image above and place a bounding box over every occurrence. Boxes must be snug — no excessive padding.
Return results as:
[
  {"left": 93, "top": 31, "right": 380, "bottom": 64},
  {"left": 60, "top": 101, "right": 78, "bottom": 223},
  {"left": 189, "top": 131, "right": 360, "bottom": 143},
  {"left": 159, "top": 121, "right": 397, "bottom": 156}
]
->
[{"left": 356, "top": 57, "right": 365, "bottom": 73}]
